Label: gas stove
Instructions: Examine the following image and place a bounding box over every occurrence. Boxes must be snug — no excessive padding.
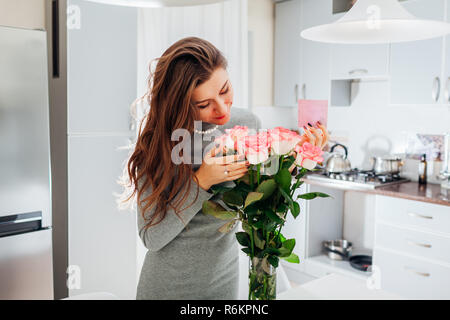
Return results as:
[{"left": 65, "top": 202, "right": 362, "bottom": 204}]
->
[{"left": 306, "top": 169, "right": 410, "bottom": 190}]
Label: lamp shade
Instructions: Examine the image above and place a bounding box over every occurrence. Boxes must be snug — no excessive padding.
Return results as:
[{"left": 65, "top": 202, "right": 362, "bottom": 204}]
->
[
  {"left": 301, "top": 0, "right": 450, "bottom": 44},
  {"left": 82, "top": 0, "right": 228, "bottom": 8}
]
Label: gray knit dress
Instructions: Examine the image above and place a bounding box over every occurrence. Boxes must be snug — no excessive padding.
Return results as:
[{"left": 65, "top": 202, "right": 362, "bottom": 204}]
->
[{"left": 136, "top": 107, "right": 261, "bottom": 300}]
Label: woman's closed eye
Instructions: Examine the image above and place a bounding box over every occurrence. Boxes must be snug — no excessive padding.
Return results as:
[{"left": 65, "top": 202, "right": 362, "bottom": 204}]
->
[{"left": 198, "top": 87, "right": 230, "bottom": 109}]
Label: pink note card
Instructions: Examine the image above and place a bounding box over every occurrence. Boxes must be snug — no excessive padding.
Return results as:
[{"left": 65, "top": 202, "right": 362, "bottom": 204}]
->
[{"left": 298, "top": 100, "right": 328, "bottom": 129}]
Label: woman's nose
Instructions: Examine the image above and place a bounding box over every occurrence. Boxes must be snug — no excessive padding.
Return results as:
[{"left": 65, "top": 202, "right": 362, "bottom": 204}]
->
[{"left": 214, "top": 99, "right": 229, "bottom": 114}]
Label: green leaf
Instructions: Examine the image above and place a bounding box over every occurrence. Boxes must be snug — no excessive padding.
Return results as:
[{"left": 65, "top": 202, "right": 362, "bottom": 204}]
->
[
  {"left": 279, "top": 187, "right": 294, "bottom": 208},
  {"left": 279, "top": 233, "right": 286, "bottom": 243},
  {"left": 222, "top": 190, "right": 244, "bottom": 207},
  {"left": 217, "top": 220, "right": 237, "bottom": 234},
  {"left": 291, "top": 201, "right": 300, "bottom": 219},
  {"left": 253, "top": 230, "right": 266, "bottom": 250},
  {"left": 276, "top": 203, "right": 287, "bottom": 213},
  {"left": 244, "top": 192, "right": 264, "bottom": 208},
  {"left": 264, "top": 208, "right": 283, "bottom": 224},
  {"left": 267, "top": 255, "right": 279, "bottom": 268},
  {"left": 275, "top": 168, "right": 292, "bottom": 193},
  {"left": 210, "top": 184, "right": 233, "bottom": 195},
  {"left": 241, "top": 247, "right": 252, "bottom": 255},
  {"left": 235, "top": 232, "right": 251, "bottom": 247},
  {"left": 265, "top": 220, "right": 277, "bottom": 232},
  {"left": 263, "top": 247, "right": 281, "bottom": 256},
  {"left": 297, "top": 192, "right": 330, "bottom": 200},
  {"left": 202, "top": 200, "right": 237, "bottom": 220},
  {"left": 282, "top": 156, "right": 295, "bottom": 169},
  {"left": 242, "top": 221, "right": 252, "bottom": 235},
  {"left": 279, "top": 239, "right": 296, "bottom": 257},
  {"left": 295, "top": 168, "right": 308, "bottom": 180},
  {"left": 281, "top": 253, "right": 300, "bottom": 263},
  {"left": 255, "top": 179, "right": 277, "bottom": 200}
]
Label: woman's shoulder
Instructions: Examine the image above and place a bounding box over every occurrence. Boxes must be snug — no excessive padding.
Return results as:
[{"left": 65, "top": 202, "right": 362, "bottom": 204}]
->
[{"left": 225, "top": 107, "right": 261, "bottom": 131}]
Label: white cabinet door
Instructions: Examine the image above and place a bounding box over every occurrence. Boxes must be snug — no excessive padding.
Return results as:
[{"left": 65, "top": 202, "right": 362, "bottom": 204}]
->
[
  {"left": 274, "top": 0, "right": 302, "bottom": 107},
  {"left": 300, "top": 0, "right": 333, "bottom": 101},
  {"left": 68, "top": 135, "right": 137, "bottom": 299},
  {"left": 67, "top": 0, "right": 137, "bottom": 133},
  {"left": 331, "top": 43, "right": 389, "bottom": 79},
  {"left": 374, "top": 248, "right": 450, "bottom": 299},
  {"left": 389, "top": 0, "right": 445, "bottom": 105}
]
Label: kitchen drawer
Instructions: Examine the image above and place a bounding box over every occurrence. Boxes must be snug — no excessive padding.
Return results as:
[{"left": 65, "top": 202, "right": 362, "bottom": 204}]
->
[
  {"left": 376, "top": 195, "right": 450, "bottom": 235},
  {"left": 375, "top": 222, "right": 450, "bottom": 264},
  {"left": 374, "top": 248, "right": 450, "bottom": 299}
]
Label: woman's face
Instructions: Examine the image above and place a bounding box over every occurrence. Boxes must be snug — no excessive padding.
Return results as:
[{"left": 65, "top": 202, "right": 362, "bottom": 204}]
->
[{"left": 192, "top": 67, "right": 233, "bottom": 126}]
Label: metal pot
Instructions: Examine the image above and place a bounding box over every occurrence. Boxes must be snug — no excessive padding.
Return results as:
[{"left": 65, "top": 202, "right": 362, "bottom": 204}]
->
[
  {"left": 323, "top": 240, "right": 353, "bottom": 261},
  {"left": 325, "top": 143, "right": 352, "bottom": 173},
  {"left": 371, "top": 156, "right": 403, "bottom": 174}
]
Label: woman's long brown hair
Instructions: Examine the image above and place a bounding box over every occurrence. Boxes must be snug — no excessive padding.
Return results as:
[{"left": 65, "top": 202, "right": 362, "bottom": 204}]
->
[{"left": 124, "top": 37, "right": 228, "bottom": 230}]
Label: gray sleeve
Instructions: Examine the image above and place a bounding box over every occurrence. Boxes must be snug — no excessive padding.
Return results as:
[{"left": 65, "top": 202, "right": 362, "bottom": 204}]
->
[{"left": 137, "top": 177, "right": 214, "bottom": 252}]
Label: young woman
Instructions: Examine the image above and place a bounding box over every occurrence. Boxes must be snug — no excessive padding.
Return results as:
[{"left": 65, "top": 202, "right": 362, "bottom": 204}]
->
[{"left": 126, "top": 37, "right": 328, "bottom": 300}]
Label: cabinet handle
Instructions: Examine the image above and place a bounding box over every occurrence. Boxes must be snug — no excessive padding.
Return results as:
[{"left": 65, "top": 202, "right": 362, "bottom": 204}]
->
[
  {"left": 406, "top": 240, "right": 432, "bottom": 249},
  {"left": 407, "top": 212, "right": 433, "bottom": 220},
  {"left": 445, "top": 77, "right": 450, "bottom": 103},
  {"left": 295, "top": 84, "right": 299, "bottom": 104},
  {"left": 302, "top": 83, "right": 306, "bottom": 100},
  {"left": 432, "top": 76, "right": 441, "bottom": 102},
  {"left": 348, "top": 69, "right": 368, "bottom": 76},
  {"left": 404, "top": 266, "right": 430, "bottom": 277}
]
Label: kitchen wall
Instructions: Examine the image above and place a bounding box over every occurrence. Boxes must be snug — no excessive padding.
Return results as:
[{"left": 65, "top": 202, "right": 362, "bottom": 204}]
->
[{"left": 0, "top": 0, "right": 46, "bottom": 29}]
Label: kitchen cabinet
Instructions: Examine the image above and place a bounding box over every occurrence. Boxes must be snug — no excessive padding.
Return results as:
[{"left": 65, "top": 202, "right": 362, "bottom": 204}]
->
[
  {"left": 67, "top": 1, "right": 136, "bottom": 134},
  {"left": 331, "top": 44, "right": 389, "bottom": 80},
  {"left": 299, "top": 0, "right": 333, "bottom": 102},
  {"left": 274, "top": 0, "right": 332, "bottom": 107},
  {"left": 373, "top": 195, "right": 450, "bottom": 299},
  {"left": 389, "top": 0, "right": 446, "bottom": 105},
  {"left": 274, "top": 0, "right": 302, "bottom": 107}
]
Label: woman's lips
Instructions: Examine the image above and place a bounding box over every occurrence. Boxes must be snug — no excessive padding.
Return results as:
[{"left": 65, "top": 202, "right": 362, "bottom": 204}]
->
[{"left": 215, "top": 115, "right": 226, "bottom": 120}]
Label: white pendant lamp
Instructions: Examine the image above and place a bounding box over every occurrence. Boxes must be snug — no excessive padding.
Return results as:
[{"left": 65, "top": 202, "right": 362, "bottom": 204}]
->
[
  {"left": 82, "top": 0, "right": 228, "bottom": 8},
  {"left": 301, "top": 0, "right": 450, "bottom": 44}
]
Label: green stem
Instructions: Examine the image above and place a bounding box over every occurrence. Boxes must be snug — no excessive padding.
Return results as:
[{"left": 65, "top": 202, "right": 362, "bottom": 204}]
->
[
  {"left": 249, "top": 167, "right": 254, "bottom": 190},
  {"left": 257, "top": 164, "right": 261, "bottom": 185},
  {"left": 249, "top": 228, "right": 255, "bottom": 258}
]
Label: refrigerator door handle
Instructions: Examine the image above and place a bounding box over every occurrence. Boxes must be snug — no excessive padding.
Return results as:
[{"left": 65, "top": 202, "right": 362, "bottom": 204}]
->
[{"left": 0, "top": 211, "right": 43, "bottom": 238}]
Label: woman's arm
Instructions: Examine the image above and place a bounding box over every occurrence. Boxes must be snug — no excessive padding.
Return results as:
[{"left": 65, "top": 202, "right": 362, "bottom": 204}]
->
[{"left": 137, "top": 176, "right": 214, "bottom": 252}]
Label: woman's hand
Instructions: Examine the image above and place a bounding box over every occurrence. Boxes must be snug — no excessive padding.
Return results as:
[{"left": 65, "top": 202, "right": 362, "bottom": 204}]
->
[
  {"left": 194, "top": 146, "right": 250, "bottom": 191},
  {"left": 289, "top": 121, "right": 330, "bottom": 173},
  {"left": 302, "top": 121, "right": 329, "bottom": 150}
]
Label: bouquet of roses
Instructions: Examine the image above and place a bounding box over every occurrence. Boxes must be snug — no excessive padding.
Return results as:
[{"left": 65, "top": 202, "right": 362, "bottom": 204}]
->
[{"left": 202, "top": 126, "right": 329, "bottom": 300}]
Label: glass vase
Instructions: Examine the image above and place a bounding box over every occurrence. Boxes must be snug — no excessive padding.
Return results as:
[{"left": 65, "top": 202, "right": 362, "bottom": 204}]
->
[{"left": 248, "top": 257, "right": 277, "bottom": 300}]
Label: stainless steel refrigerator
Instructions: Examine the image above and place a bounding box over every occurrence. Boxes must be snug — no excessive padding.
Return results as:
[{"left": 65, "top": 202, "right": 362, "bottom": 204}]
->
[{"left": 0, "top": 25, "right": 54, "bottom": 299}]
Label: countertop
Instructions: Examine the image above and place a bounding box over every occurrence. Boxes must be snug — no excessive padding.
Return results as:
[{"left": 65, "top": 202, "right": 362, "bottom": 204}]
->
[
  {"left": 303, "top": 177, "right": 450, "bottom": 207},
  {"left": 278, "top": 273, "right": 402, "bottom": 300}
]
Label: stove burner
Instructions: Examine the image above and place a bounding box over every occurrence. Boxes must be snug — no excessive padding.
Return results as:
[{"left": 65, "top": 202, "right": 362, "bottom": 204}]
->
[{"left": 323, "top": 169, "right": 407, "bottom": 185}]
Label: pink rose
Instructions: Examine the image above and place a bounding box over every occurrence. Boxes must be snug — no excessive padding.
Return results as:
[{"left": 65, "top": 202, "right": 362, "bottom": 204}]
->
[
  {"left": 294, "top": 142, "right": 324, "bottom": 170},
  {"left": 268, "top": 127, "right": 302, "bottom": 155},
  {"left": 214, "top": 126, "right": 249, "bottom": 155},
  {"left": 244, "top": 131, "right": 271, "bottom": 164}
]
